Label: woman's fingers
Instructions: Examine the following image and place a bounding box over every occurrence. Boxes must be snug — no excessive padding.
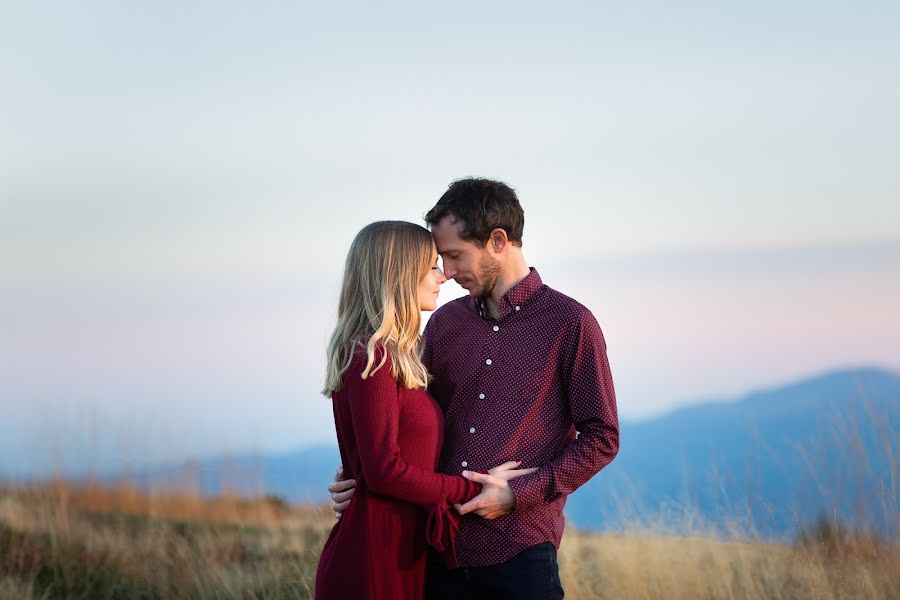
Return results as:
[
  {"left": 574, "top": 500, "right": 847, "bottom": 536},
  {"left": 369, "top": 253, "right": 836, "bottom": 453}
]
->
[
  {"left": 490, "top": 467, "right": 538, "bottom": 481},
  {"left": 487, "top": 460, "right": 522, "bottom": 474},
  {"left": 486, "top": 461, "right": 538, "bottom": 480},
  {"left": 461, "top": 470, "right": 495, "bottom": 485}
]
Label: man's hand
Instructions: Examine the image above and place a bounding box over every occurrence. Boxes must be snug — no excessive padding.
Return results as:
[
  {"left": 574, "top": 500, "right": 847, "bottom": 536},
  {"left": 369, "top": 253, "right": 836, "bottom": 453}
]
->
[
  {"left": 453, "top": 461, "right": 537, "bottom": 520},
  {"left": 328, "top": 466, "right": 356, "bottom": 519}
]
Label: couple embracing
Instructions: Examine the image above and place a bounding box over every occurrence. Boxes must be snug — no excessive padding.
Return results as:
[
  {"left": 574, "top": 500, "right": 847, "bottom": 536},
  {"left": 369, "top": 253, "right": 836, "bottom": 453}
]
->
[{"left": 315, "top": 178, "right": 619, "bottom": 599}]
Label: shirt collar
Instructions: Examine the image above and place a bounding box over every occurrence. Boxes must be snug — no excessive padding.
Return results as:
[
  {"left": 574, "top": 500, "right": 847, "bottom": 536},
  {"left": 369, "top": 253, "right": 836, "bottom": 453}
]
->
[{"left": 473, "top": 268, "right": 543, "bottom": 320}]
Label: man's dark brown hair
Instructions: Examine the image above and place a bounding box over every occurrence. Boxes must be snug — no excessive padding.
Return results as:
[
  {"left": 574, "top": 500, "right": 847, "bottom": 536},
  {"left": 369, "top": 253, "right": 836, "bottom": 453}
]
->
[{"left": 424, "top": 177, "right": 524, "bottom": 246}]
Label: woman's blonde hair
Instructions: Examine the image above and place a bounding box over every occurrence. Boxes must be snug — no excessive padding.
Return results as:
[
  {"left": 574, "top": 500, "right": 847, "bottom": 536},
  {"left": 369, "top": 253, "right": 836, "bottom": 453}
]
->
[{"left": 323, "top": 221, "right": 435, "bottom": 395}]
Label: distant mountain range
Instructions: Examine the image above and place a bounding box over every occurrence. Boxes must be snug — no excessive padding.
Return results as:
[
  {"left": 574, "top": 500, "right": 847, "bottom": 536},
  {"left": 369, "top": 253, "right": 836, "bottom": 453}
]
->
[
  {"left": 566, "top": 367, "right": 899, "bottom": 539},
  {"left": 111, "top": 367, "right": 899, "bottom": 540}
]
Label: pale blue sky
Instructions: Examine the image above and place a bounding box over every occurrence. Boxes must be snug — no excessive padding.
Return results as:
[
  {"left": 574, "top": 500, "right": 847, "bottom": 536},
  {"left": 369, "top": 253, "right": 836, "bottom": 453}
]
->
[{"left": 1, "top": 2, "right": 899, "bottom": 476}]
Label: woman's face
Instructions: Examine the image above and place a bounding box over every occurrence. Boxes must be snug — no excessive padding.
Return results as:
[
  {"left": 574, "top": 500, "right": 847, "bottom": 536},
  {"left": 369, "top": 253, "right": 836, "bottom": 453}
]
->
[{"left": 417, "top": 243, "right": 446, "bottom": 312}]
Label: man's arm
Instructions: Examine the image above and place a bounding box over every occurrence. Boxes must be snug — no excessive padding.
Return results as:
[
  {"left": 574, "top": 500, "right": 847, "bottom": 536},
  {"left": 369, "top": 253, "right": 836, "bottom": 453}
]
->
[{"left": 506, "top": 310, "right": 619, "bottom": 513}]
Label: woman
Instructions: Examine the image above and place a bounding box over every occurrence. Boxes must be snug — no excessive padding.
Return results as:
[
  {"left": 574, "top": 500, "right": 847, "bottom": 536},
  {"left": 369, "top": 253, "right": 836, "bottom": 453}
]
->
[{"left": 315, "top": 221, "right": 532, "bottom": 600}]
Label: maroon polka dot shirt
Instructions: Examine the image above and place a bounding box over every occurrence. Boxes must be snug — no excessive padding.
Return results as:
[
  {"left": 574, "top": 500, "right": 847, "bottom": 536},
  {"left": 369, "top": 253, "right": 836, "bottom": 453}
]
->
[{"left": 423, "top": 268, "right": 620, "bottom": 567}]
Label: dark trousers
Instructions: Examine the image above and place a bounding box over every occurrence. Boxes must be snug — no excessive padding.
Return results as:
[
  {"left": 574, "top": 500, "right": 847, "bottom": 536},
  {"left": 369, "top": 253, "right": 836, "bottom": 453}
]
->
[{"left": 425, "top": 542, "right": 564, "bottom": 600}]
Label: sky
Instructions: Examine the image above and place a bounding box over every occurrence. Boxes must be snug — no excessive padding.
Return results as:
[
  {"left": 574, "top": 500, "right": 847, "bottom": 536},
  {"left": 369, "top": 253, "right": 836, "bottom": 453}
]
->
[{"left": 1, "top": 1, "right": 899, "bottom": 476}]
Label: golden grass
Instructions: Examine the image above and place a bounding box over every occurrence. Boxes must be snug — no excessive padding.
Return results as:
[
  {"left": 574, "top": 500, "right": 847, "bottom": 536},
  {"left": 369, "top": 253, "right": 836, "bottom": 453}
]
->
[
  {"left": 27, "top": 480, "right": 313, "bottom": 527},
  {"left": 1, "top": 482, "right": 897, "bottom": 599},
  {"left": 560, "top": 528, "right": 899, "bottom": 599},
  {"left": 0, "top": 482, "right": 333, "bottom": 599}
]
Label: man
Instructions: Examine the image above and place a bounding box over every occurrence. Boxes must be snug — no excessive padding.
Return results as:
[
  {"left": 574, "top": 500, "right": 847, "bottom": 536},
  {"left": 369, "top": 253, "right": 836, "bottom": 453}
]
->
[{"left": 329, "top": 177, "right": 619, "bottom": 599}]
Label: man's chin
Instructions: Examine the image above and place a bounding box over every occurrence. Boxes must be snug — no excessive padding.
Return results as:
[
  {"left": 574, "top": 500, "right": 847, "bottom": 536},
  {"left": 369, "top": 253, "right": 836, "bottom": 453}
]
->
[{"left": 456, "top": 279, "right": 484, "bottom": 297}]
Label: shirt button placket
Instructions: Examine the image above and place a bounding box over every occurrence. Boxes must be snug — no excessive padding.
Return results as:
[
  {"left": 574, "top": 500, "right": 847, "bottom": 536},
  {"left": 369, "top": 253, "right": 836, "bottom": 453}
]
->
[{"left": 474, "top": 318, "right": 500, "bottom": 476}]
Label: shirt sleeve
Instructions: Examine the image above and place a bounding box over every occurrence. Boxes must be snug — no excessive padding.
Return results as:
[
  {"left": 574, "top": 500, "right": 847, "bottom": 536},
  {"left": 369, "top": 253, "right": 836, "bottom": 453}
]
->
[
  {"left": 508, "top": 309, "right": 619, "bottom": 512},
  {"left": 344, "top": 347, "right": 479, "bottom": 506}
]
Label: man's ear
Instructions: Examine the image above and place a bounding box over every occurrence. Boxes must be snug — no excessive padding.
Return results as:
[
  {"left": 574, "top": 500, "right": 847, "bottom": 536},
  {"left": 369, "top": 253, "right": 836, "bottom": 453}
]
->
[{"left": 489, "top": 228, "right": 508, "bottom": 254}]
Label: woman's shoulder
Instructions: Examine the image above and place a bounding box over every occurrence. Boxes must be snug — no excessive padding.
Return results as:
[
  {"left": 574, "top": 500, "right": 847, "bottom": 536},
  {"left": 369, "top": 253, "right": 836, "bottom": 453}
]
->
[
  {"left": 345, "top": 340, "right": 394, "bottom": 376},
  {"left": 348, "top": 339, "right": 391, "bottom": 360}
]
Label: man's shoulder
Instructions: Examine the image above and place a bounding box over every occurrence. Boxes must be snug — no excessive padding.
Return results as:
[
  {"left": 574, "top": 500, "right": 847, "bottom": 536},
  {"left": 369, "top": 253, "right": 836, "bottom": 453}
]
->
[
  {"left": 539, "top": 284, "right": 597, "bottom": 324},
  {"left": 538, "top": 286, "right": 608, "bottom": 357}
]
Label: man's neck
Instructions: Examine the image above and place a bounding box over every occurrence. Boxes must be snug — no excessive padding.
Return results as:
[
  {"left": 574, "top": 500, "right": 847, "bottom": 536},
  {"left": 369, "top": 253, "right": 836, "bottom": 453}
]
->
[{"left": 484, "top": 255, "right": 531, "bottom": 320}]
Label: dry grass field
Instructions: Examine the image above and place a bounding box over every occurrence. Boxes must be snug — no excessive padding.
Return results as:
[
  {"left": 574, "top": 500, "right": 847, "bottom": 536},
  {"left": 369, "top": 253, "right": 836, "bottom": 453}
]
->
[{"left": 1, "top": 482, "right": 897, "bottom": 599}]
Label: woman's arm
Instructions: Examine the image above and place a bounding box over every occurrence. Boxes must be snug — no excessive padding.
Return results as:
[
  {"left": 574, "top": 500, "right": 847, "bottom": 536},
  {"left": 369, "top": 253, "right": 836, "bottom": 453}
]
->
[{"left": 344, "top": 349, "right": 479, "bottom": 505}]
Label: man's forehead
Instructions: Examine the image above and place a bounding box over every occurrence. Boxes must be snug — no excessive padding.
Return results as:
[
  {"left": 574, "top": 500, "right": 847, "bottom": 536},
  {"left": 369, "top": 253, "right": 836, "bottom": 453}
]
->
[
  {"left": 431, "top": 218, "right": 477, "bottom": 253},
  {"left": 431, "top": 234, "right": 459, "bottom": 254}
]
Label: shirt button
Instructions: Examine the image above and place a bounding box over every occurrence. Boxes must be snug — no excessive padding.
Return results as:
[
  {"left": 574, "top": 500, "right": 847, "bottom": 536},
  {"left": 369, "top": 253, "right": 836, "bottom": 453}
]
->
[
  {"left": 461, "top": 461, "right": 468, "bottom": 468},
  {"left": 485, "top": 359, "right": 492, "bottom": 365},
  {"left": 469, "top": 427, "right": 476, "bottom": 434},
  {"left": 479, "top": 393, "right": 485, "bottom": 399},
  {"left": 515, "top": 305, "right": 521, "bottom": 311},
  {"left": 493, "top": 325, "right": 500, "bottom": 332}
]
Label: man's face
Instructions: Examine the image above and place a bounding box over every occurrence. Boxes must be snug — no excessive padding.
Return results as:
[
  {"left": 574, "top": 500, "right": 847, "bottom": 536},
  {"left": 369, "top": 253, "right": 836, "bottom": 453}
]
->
[{"left": 431, "top": 216, "right": 500, "bottom": 298}]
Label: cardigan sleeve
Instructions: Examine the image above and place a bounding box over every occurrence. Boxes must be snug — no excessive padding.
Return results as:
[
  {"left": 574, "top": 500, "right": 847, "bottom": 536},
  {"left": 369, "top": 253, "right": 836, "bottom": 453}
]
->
[{"left": 344, "top": 347, "right": 480, "bottom": 506}]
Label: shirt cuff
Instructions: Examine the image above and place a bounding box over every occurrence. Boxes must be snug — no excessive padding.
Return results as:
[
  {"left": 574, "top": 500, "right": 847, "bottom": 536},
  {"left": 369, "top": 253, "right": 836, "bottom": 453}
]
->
[{"left": 508, "top": 470, "right": 549, "bottom": 513}]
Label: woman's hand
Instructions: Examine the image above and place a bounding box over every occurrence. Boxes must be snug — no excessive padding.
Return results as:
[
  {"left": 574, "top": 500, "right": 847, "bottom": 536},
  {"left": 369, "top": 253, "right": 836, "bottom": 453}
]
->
[{"left": 453, "top": 460, "right": 538, "bottom": 520}]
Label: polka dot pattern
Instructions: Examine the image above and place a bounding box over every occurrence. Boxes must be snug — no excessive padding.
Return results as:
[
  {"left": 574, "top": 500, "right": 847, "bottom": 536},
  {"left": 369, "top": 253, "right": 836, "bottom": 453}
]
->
[{"left": 422, "top": 268, "right": 620, "bottom": 567}]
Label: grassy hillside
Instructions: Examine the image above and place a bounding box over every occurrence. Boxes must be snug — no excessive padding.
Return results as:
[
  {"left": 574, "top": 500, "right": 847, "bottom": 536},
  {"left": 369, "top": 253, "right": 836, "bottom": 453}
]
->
[{"left": 1, "top": 483, "right": 897, "bottom": 599}]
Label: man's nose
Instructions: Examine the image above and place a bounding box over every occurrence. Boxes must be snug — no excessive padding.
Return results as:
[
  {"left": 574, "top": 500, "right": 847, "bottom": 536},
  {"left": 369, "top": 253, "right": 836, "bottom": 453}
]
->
[{"left": 443, "top": 263, "right": 457, "bottom": 279}]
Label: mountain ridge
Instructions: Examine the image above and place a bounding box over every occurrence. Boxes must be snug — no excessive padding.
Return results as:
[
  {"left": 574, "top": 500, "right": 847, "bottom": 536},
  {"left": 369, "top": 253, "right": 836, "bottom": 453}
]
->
[{"left": 70, "top": 365, "right": 900, "bottom": 539}]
